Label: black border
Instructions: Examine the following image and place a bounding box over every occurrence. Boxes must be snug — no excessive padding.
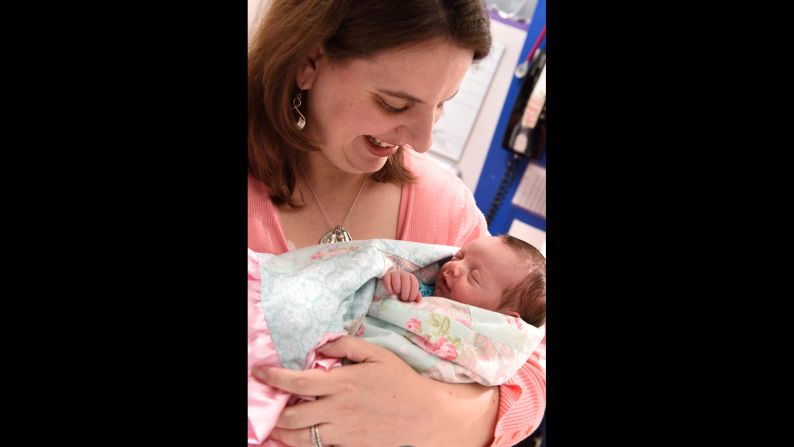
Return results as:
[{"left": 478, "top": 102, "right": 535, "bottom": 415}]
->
[{"left": 32, "top": 4, "right": 250, "bottom": 443}]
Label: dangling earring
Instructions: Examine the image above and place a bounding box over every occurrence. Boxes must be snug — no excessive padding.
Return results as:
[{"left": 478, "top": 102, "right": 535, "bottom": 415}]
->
[{"left": 293, "top": 91, "right": 306, "bottom": 130}]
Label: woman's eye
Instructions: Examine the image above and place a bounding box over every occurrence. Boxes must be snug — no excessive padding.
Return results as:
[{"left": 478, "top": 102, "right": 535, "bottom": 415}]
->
[{"left": 378, "top": 99, "right": 409, "bottom": 114}]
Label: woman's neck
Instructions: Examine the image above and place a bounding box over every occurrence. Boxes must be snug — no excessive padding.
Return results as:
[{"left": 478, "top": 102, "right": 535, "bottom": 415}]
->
[{"left": 301, "top": 154, "right": 369, "bottom": 194}]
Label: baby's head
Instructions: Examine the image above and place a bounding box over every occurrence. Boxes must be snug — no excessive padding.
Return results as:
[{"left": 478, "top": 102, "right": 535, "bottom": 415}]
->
[{"left": 434, "top": 235, "right": 546, "bottom": 327}]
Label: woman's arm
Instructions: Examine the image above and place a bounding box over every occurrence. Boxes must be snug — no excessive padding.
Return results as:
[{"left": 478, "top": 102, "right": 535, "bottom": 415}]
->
[{"left": 255, "top": 336, "right": 499, "bottom": 447}]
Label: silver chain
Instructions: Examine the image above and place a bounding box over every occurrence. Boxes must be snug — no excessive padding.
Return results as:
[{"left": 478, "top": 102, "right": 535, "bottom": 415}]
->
[{"left": 298, "top": 164, "right": 368, "bottom": 230}]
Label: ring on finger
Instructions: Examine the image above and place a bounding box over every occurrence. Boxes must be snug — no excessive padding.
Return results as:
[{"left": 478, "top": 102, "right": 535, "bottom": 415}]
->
[{"left": 310, "top": 424, "right": 325, "bottom": 447}]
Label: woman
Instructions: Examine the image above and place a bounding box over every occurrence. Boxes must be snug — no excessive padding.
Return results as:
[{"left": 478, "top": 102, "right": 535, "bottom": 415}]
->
[{"left": 248, "top": 1, "right": 546, "bottom": 446}]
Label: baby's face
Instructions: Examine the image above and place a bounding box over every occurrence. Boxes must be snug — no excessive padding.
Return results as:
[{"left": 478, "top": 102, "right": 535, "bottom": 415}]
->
[{"left": 434, "top": 236, "right": 524, "bottom": 312}]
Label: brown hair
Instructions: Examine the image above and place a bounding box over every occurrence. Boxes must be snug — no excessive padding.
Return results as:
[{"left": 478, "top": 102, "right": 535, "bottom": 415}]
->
[
  {"left": 248, "top": 0, "right": 492, "bottom": 206},
  {"left": 500, "top": 235, "right": 546, "bottom": 327}
]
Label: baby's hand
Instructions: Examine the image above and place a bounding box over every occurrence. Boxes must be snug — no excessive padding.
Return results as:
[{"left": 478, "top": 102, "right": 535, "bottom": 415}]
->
[{"left": 382, "top": 270, "right": 421, "bottom": 303}]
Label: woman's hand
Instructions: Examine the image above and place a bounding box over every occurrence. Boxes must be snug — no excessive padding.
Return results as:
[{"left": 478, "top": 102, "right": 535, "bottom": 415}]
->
[{"left": 253, "top": 336, "right": 499, "bottom": 447}]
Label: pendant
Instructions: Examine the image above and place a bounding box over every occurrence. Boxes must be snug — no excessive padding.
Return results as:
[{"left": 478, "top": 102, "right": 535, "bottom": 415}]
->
[{"left": 320, "top": 226, "right": 352, "bottom": 244}]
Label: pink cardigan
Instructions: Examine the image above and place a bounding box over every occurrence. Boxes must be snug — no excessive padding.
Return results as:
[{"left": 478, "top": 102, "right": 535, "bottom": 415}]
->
[{"left": 248, "top": 150, "right": 546, "bottom": 446}]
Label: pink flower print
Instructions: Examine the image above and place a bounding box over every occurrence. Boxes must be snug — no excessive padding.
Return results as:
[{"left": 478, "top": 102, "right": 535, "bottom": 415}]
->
[
  {"left": 454, "top": 317, "right": 474, "bottom": 329},
  {"left": 354, "top": 325, "right": 365, "bottom": 337},
  {"left": 494, "top": 341, "right": 516, "bottom": 361},
  {"left": 474, "top": 333, "right": 496, "bottom": 361},
  {"left": 455, "top": 346, "right": 477, "bottom": 371},
  {"left": 431, "top": 337, "right": 457, "bottom": 361},
  {"left": 410, "top": 333, "right": 434, "bottom": 352},
  {"left": 405, "top": 318, "right": 421, "bottom": 333},
  {"left": 326, "top": 246, "right": 358, "bottom": 257},
  {"left": 310, "top": 245, "right": 358, "bottom": 260},
  {"left": 506, "top": 315, "right": 523, "bottom": 330}
]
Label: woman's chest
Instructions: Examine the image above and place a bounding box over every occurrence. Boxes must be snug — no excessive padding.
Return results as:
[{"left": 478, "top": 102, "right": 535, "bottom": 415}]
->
[{"left": 278, "top": 181, "right": 402, "bottom": 249}]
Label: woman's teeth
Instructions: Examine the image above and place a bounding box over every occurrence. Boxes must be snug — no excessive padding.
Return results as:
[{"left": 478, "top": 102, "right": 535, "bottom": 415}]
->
[{"left": 367, "top": 135, "right": 397, "bottom": 149}]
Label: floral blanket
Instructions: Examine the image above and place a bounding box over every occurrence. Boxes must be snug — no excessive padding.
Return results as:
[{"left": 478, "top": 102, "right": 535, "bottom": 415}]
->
[{"left": 247, "top": 239, "right": 544, "bottom": 445}]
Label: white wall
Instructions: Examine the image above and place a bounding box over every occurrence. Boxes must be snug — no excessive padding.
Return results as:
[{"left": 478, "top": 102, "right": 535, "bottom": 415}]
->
[
  {"left": 454, "top": 20, "right": 527, "bottom": 192},
  {"left": 248, "top": 0, "right": 268, "bottom": 41}
]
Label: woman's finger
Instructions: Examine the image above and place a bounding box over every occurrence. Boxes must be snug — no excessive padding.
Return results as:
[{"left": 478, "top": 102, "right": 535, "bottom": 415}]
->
[
  {"left": 316, "top": 334, "right": 395, "bottom": 364},
  {"left": 251, "top": 366, "right": 337, "bottom": 397},
  {"left": 275, "top": 395, "right": 335, "bottom": 430},
  {"left": 272, "top": 417, "right": 355, "bottom": 447},
  {"left": 270, "top": 426, "right": 314, "bottom": 447}
]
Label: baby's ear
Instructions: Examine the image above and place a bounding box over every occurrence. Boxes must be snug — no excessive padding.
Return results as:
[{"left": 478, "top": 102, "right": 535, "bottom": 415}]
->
[{"left": 505, "top": 310, "right": 521, "bottom": 319}]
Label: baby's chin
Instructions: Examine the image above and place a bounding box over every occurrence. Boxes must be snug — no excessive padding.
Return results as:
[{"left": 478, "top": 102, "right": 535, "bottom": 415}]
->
[{"left": 434, "top": 289, "right": 451, "bottom": 299}]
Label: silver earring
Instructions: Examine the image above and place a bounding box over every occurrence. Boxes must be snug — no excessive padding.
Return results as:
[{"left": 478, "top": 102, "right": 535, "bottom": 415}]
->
[{"left": 293, "top": 92, "right": 306, "bottom": 130}]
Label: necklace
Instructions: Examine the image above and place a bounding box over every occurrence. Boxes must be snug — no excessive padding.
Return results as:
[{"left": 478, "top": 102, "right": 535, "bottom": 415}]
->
[{"left": 298, "top": 164, "right": 369, "bottom": 244}]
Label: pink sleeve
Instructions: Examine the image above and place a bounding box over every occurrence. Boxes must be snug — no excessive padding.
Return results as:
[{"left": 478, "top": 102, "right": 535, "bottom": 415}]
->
[
  {"left": 248, "top": 174, "right": 289, "bottom": 254},
  {"left": 491, "top": 353, "right": 546, "bottom": 446}
]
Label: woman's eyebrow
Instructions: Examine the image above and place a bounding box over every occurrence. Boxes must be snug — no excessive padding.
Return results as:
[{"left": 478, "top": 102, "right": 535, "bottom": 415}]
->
[
  {"left": 377, "top": 89, "right": 460, "bottom": 105},
  {"left": 378, "top": 89, "right": 424, "bottom": 104}
]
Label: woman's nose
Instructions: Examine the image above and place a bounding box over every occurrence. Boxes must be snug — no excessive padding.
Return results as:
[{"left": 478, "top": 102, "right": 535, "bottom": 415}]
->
[{"left": 402, "top": 108, "right": 439, "bottom": 152}]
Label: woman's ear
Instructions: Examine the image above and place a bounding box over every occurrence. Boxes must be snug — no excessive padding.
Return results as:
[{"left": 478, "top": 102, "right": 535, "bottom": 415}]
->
[{"left": 295, "top": 45, "right": 324, "bottom": 90}]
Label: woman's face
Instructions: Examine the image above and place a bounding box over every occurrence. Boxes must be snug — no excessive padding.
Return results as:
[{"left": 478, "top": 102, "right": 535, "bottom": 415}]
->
[{"left": 302, "top": 39, "right": 474, "bottom": 174}]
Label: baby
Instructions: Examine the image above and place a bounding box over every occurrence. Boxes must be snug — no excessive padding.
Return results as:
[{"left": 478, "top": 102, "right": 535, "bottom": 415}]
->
[
  {"left": 248, "top": 237, "right": 546, "bottom": 445},
  {"left": 383, "top": 235, "right": 546, "bottom": 327}
]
